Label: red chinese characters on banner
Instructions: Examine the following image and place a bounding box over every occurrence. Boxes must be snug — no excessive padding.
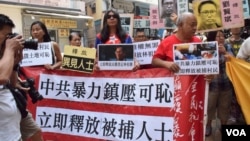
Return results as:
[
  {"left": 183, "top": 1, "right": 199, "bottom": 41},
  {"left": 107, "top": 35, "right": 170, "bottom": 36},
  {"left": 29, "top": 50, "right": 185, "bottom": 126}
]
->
[{"left": 22, "top": 67, "right": 207, "bottom": 141}]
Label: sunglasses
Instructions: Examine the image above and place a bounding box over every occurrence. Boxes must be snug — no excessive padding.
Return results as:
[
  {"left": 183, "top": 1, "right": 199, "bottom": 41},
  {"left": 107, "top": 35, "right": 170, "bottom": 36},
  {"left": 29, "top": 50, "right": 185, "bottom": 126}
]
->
[{"left": 107, "top": 14, "right": 118, "bottom": 19}]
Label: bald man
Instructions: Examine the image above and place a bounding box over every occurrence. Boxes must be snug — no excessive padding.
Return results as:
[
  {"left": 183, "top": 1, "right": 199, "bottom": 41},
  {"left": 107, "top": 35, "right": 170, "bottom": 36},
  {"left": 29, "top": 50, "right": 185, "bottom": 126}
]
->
[{"left": 151, "top": 12, "right": 201, "bottom": 72}]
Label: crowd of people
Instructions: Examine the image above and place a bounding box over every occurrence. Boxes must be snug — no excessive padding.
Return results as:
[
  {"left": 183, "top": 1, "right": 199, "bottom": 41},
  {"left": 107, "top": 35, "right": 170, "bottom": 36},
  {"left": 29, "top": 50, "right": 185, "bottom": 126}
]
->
[{"left": 0, "top": 4, "right": 249, "bottom": 140}]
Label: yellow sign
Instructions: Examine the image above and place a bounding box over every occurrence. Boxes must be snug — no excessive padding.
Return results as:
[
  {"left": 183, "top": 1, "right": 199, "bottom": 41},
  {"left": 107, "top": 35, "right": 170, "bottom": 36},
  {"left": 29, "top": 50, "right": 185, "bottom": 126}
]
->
[
  {"left": 62, "top": 45, "right": 96, "bottom": 73},
  {"left": 58, "top": 29, "right": 69, "bottom": 37},
  {"left": 40, "top": 18, "right": 77, "bottom": 28}
]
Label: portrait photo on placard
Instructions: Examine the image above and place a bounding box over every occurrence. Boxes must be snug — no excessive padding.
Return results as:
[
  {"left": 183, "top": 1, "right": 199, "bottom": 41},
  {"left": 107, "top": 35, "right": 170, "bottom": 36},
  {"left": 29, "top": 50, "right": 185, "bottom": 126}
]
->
[
  {"left": 158, "top": 0, "right": 177, "bottom": 29},
  {"left": 97, "top": 44, "right": 134, "bottom": 70},
  {"left": 193, "top": 0, "right": 223, "bottom": 32},
  {"left": 98, "top": 44, "right": 134, "bottom": 61}
]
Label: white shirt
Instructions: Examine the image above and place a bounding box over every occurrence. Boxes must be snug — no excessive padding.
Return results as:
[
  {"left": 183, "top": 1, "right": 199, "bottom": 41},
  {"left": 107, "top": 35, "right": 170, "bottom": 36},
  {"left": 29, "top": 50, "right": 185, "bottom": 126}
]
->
[
  {"left": 0, "top": 89, "right": 21, "bottom": 141},
  {"left": 237, "top": 37, "right": 250, "bottom": 61}
]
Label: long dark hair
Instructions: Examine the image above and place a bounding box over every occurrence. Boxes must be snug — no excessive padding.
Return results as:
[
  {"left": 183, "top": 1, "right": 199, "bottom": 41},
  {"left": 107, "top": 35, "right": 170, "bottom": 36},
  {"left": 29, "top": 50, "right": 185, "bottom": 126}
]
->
[
  {"left": 30, "top": 21, "right": 51, "bottom": 42},
  {"left": 100, "top": 10, "right": 127, "bottom": 43}
]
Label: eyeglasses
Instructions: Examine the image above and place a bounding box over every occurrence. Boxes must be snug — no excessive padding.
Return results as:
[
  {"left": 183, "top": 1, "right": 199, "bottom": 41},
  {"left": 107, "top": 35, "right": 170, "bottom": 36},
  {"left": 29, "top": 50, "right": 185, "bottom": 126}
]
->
[
  {"left": 107, "top": 14, "right": 118, "bottom": 19},
  {"left": 200, "top": 10, "right": 216, "bottom": 15}
]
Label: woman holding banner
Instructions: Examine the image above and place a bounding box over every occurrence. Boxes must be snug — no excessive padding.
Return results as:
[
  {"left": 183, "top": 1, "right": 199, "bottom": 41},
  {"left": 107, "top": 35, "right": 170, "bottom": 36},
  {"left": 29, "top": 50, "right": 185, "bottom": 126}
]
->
[
  {"left": 94, "top": 9, "right": 140, "bottom": 71},
  {"left": 30, "top": 21, "right": 62, "bottom": 70}
]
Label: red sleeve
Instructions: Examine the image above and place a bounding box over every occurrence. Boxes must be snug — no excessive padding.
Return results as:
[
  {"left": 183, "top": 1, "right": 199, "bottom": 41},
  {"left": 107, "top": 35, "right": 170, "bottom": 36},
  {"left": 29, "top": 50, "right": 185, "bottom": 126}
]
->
[
  {"left": 152, "top": 35, "right": 202, "bottom": 61},
  {"left": 152, "top": 40, "right": 167, "bottom": 60},
  {"left": 192, "top": 36, "right": 202, "bottom": 42},
  {"left": 152, "top": 35, "right": 177, "bottom": 61}
]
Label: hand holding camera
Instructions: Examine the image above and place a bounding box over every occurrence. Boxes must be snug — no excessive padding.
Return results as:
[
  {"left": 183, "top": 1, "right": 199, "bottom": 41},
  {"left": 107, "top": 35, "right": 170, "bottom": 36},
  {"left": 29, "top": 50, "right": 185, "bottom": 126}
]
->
[
  {"left": 6, "top": 33, "right": 38, "bottom": 65},
  {"left": 8, "top": 33, "right": 38, "bottom": 50},
  {"left": 5, "top": 34, "right": 24, "bottom": 52}
]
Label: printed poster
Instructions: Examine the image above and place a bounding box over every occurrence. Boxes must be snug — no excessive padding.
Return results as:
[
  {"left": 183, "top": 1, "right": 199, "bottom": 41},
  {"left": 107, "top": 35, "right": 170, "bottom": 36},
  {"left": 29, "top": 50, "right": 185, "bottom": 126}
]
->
[
  {"left": 97, "top": 44, "right": 134, "bottom": 70},
  {"left": 150, "top": 5, "right": 165, "bottom": 29},
  {"left": 120, "top": 14, "right": 134, "bottom": 37},
  {"left": 22, "top": 67, "right": 207, "bottom": 141},
  {"left": 242, "top": 0, "right": 250, "bottom": 19},
  {"left": 133, "top": 40, "right": 160, "bottom": 65},
  {"left": 173, "top": 41, "right": 219, "bottom": 75},
  {"left": 193, "top": 0, "right": 244, "bottom": 33},
  {"left": 158, "top": 0, "right": 177, "bottom": 29}
]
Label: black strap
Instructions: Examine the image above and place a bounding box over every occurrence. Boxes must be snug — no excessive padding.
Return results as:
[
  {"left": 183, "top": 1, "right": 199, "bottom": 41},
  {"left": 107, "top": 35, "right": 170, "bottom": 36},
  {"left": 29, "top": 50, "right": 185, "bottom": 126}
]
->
[{"left": 6, "top": 84, "right": 28, "bottom": 118}]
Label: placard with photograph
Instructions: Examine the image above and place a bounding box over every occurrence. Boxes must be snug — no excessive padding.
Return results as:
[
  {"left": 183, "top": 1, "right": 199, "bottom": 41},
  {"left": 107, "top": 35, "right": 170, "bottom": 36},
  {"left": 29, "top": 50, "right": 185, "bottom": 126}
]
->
[
  {"left": 158, "top": 0, "right": 177, "bottom": 29},
  {"left": 173, "top": 41, "right": 219, "bottom": 75},
  {"left": 193, "top": 0, "right": 244, "bottom": 33},
  {"left": 98, "top": 44, "right": 134, "bottom": 70}
]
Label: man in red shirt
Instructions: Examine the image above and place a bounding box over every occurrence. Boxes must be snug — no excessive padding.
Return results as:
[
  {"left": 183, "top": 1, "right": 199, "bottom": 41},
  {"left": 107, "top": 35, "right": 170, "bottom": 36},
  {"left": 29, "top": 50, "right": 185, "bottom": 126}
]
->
[{"left": 152, "top": 12, "right": 201, "bottom": 72}]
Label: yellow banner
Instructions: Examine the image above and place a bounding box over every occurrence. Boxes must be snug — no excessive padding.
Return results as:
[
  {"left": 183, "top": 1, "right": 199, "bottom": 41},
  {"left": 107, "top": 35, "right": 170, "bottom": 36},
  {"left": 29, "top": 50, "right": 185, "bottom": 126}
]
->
[{"left": 226, "top": 56, "right": 250, "bottom": 124}]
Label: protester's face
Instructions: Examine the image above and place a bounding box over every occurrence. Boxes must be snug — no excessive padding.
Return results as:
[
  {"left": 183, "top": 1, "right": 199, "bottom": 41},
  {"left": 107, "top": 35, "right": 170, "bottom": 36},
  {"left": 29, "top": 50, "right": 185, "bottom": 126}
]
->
[
  {"left": 216, "top": 31, "right": 225, "bottom": 44},
  {"left": 0, "top": 25, "right": 12, "bottom": 46},
  {"left": 162, "top": 0, "right": 174, "bottom": 15},
  {"left": 230, "top": 28, "right": 242, "bottom": 35},
  {"left": 107, "top": 12, "right": 118, "bottom": 27},
  {"left": 31, "top": 24, "right": 45, "bottom": 41},
  {"left": 181, "top": 15, "right": 197, "bottom": 38},
  {"left": 134, "top": 31, "right": 147, "bottom": 42},
  {"left": 115, "top": 47, "right": 125, "bottom": 60},
  {"left": 70, "top": 34, "right": 81, "bottom": 47},
  {"left": 199, "top": 3, "right": 217, "bottom": 25}
]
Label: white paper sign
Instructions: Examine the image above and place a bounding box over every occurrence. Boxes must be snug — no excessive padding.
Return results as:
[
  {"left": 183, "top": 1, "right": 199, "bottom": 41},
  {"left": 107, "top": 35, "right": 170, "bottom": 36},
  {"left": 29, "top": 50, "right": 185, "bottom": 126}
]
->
[
  {"left": 133, "top": 40, "right": 160, "bottom": 65},
  {"left": 20, "top": 42, "right": 53, "bottom": 66}
]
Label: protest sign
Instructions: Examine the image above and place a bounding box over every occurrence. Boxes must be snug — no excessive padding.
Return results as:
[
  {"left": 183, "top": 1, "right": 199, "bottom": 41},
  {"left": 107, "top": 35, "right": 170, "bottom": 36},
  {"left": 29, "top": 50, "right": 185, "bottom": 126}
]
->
[
  {"left": 62, "top": 45, "right": 96, "bottom": 73},
  {"left": 193, "top": 0, "right": 244, "bottom": 33},
  {"left": 20, "top": 42, "right": 53, "bottom": 66},
  {"left": 173, "top": 41, "right": 219, "bottom": 75},
  {"left": 133, "top": 40, "right": 160, "bottom": 65},
  {"left": 120, "top": 14, "right": 134, "bottom": 37},
  {"left": 22, "top": 67, "right": 207, "bottom": 141},
  {"left": 97, "top": 44, "right": 134, "bottom": 70}
]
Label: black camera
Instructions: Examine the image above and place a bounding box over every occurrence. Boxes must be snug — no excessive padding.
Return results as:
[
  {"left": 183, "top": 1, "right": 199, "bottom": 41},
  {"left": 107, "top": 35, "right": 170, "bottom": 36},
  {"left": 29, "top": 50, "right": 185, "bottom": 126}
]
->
[
  {"left": 21, "top": 78, "right": 43, "bottom": 104},
  {"left": 9, "top": 33, "right": 38, "bottom": 50}
]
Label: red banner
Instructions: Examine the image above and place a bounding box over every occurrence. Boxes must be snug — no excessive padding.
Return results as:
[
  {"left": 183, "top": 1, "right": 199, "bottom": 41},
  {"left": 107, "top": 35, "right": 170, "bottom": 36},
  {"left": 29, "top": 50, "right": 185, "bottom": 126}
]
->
[{"left": 22, "top": 67, "right": 207, "bottom": 141}]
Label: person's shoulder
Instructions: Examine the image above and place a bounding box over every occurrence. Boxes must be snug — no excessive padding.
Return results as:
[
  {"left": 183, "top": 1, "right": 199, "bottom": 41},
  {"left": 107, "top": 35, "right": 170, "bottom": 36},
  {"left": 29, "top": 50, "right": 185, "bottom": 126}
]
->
[
  {"left": 51, "top": 41, "right": 59, "bottom": 47},
  {"left": 125, "top": 34, "right": 133, "bottom": 43},
  {"left": 241, "top": 37, "right": 250, "bottom": 46},
  {"left": 162, "top": 34, "right": 176, "bottom": 42},
  {"left": 96, "top": 33, "right": 101, "bottom": 38}
]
